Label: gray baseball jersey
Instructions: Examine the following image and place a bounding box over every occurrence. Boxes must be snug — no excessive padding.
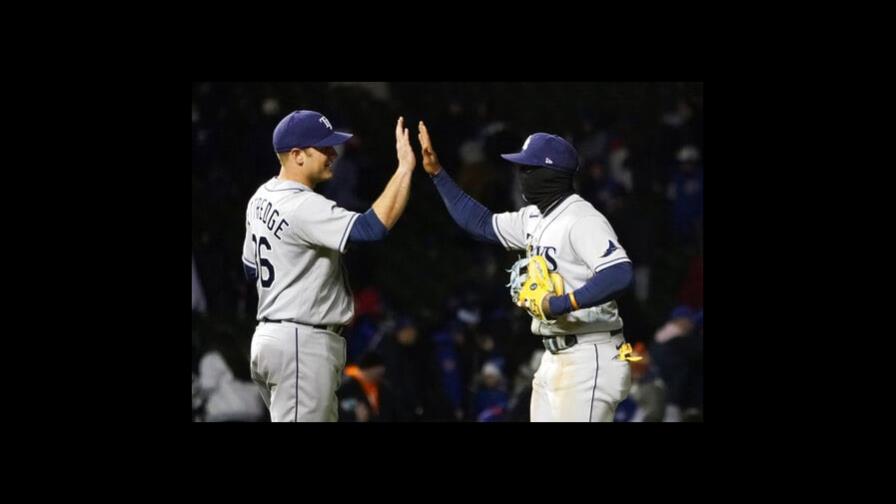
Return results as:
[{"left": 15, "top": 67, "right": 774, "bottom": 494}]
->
[
  {"left": 242, "top": 177, "right": 360, "bottom": 325},
  {"left": 493, "top": 194, "right": 631, "bottom": 336}
]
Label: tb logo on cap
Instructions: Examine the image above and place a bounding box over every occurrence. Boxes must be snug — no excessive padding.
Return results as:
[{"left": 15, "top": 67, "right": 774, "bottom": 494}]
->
[{"left": 319, "top": 116, "right": 333, "bottom": 130}]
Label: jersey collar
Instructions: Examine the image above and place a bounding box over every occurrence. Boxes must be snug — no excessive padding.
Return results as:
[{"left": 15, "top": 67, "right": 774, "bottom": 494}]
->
[
  {"left": 266, "top": 177, "right": 311, "bottom": 192},
  {"left": 540, "top": 193, "right": 578, "bottom": 218}
]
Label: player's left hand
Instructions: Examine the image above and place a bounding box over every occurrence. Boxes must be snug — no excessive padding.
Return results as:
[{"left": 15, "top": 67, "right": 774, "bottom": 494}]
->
[{"left": 517, "top": 256, "right": 565, "bottom": 321}]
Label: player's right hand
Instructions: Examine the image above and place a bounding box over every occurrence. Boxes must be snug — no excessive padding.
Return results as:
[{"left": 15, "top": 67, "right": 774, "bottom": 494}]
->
[
  {"left": 395, "top": 116, "right": 416, "bottom": 172},
  {"left": 417, "top": 120, "right": 442, "bottom": 176}
]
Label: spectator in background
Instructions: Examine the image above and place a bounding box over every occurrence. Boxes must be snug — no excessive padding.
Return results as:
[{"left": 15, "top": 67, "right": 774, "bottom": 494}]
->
[
  {"left": 578, "top": 159, "right": 626, "bottom": 215},
  {"left": 345, "top": 286, "right": 387, "bottom": 364},
  {"left": 376, "top": 317, "right": 451, "bottom": 421},
  {"left": 469, "top": 329, "right": 506, "bottom": 396},
  {"left": 337, "top": 352, "right": 397, "bottom": 422},
  {"left": 667, "top": 145, "right": 703, "bottom": 247},
  {"left": 197, "top": 349, "right": 266, "bottom": 422},
  {"left": 650, "top": 305, "right": 703, "bottom": 421},
  {"left": 447, "top": 291, "right": 487, "bottom": 397},
  {"left": 192, "top": 315, "right": 266, "bottom": 422},
  {"left": 659, "top": 98, "right": 701, "bottom": 163},
  {"left": 472, "top": 361, "right": 510, "bottom": 422},
  {"left": 606, "top": 140, "right": 634, "bottom": 194},
  {"left": 575, "top": 116, "right": 609, "bottom": 163},
  {"left": 506, "top": 349, "right": 545, "bottom": 422},
  {"left": 431, "top": 320, "right": 467, "bottom": 421}
]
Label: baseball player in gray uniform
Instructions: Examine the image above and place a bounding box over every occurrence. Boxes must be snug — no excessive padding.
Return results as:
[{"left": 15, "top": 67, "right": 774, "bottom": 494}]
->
[
  {"left": 242, "top": 110, "right": 416, "bottom": 422},
  {"left": 417, "top": 122, "right": 640, "bottom": 422}
]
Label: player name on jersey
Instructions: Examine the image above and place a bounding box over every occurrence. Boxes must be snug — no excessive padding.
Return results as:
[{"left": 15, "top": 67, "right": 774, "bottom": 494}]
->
[{"left": 251, "top": 196, "right": 291, "bottom": 240}]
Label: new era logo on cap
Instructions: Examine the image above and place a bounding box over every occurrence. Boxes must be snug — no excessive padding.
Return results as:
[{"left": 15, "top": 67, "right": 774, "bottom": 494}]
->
[{"left": 545, "top": 157, "right": 553, "bottom": 164}]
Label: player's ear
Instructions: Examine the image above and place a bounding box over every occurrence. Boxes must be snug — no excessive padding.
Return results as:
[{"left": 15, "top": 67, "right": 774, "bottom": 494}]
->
[{"left": 292, "top": 148, "right": 304, "bottom": 166}]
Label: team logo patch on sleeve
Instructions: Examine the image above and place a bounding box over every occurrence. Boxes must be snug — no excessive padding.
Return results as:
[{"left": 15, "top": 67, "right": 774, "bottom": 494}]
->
[{"left": 601, "top": 240, "right": 618, "bottom": 258}]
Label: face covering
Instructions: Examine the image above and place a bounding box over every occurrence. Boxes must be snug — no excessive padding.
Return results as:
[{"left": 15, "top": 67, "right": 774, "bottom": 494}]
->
[{"left": 519, "top": 166, "right": 574, "bottom": 214}]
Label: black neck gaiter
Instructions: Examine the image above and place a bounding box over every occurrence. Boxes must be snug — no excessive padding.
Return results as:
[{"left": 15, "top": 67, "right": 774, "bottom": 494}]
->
[{"left": 519, "top": 167, "right": 574, "bottom": 214}]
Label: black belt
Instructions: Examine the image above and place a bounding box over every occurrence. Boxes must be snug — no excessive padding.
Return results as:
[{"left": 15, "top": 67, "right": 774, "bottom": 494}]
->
[
  {"left": 542, "top": 328, "right": 623, "bottom": 354},
  {"left": 260, "top": 318, "right": 345, "bottom": 336}
]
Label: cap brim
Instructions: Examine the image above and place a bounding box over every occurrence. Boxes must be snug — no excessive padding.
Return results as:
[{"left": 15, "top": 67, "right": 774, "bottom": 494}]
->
[
  {"left": 311, "top": 131, "right": 353, "bottom": 147},
  {"left": 500, "top": 152, "right": 540, "bottom": 166}
]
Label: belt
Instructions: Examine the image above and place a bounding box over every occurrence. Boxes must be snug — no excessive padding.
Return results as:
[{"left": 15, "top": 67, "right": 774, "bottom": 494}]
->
[
  {"left": 542, "top": 328, "right": 623, "bottom": 354},
  {"left": 260, "top": 318, "right": 345, "bottom": 336}
]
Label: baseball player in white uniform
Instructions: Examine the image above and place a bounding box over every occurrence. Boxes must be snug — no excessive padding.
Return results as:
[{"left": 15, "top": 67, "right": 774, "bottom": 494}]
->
[
  {"left": 417, "top": 122, "right": 640, "bottom": 422},
  {"left": 242, "top": 111, "right": 416, "bottom": 422}
]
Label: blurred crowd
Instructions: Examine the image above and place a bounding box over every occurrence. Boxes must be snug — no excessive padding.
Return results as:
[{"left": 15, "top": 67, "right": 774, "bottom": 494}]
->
[{"left": 192, "top": 82, "right": 703, "bottom": 422}]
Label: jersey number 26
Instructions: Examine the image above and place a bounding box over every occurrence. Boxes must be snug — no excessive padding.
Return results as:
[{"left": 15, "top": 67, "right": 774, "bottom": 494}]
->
[{"left": 251, "top": 234, "right": 275, "bottom": 288}]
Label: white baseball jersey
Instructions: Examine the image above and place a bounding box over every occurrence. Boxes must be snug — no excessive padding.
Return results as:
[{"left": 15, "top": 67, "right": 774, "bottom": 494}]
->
[
  {"left": 493, "top": 194, "right": 631, "bottom": 336},
  {"left": 242, "top": 177, "right": 360, "bottom": 325}
]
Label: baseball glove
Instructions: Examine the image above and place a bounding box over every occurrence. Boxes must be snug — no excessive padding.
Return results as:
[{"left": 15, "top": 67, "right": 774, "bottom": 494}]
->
[
  {"left": 514, "top": 255, "right": 564, "bottom": 321},
  {"left": 507, "top": 256, "right": 529, "bottom": 303}
]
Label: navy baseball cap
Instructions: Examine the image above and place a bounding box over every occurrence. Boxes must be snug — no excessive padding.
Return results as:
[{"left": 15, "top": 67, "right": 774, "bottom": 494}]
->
[
  {"left": 273, "top": 110, "right": 353, "bottom": 152},
  {"left": 500, "top": 133, "right": 579, "bottom": 173}
]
